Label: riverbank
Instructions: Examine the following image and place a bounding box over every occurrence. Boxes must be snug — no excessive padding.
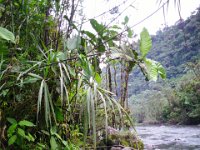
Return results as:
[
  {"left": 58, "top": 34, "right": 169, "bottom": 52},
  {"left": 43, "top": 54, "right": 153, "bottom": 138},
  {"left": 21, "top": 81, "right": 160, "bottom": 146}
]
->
[{"left": 135, "top": 120, "right": 200, "bottom": 126}]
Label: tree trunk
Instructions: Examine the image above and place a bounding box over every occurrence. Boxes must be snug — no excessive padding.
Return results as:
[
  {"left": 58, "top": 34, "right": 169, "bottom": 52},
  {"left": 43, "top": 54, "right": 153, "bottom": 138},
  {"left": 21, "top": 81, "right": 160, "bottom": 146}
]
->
[
  {"left": 124, "top": 67, "right": 129, "bottom": 109},
  {"left": 108, "top": 65, "right": 112, "bottom": 93},
  {"left": 120, "top": 63, "right": 124, "bottom": 108},
  {"left": 113, "top": 66, "right": 118, "bottom": 97}
]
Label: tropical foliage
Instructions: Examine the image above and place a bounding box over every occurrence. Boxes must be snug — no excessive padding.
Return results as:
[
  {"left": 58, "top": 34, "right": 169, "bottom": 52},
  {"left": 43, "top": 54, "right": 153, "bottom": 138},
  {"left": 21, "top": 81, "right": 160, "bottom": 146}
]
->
[
  {"left": 0, "top": 0, "right": 165, "bottom": 149},
  {"left": 162, "top": 61, "right": 200, "bottom": 124}
]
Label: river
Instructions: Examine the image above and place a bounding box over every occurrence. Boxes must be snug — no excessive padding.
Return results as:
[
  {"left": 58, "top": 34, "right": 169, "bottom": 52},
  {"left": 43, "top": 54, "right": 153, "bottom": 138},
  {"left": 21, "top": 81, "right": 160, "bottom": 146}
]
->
[{"left": 136, "top": 125, "right": 200, "bottom": 150}]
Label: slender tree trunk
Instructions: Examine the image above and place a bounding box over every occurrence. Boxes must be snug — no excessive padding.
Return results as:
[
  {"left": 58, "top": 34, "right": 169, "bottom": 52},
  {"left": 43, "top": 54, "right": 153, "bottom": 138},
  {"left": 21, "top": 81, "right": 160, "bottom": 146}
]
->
[
  {"left": 66, "top": 0, "right": 75, "bottom": 38},
  {"left": 108, "top": 65, "right": 112, "bottom": 93},
  {"left": 124, "top": 67, "right": 129, "bottom": 109},
  {"left": 113, "top": 66, "right": 118, "bottom": 97},
  {"left": 120, "top": 63, "right": 124, "bottom": 108}
]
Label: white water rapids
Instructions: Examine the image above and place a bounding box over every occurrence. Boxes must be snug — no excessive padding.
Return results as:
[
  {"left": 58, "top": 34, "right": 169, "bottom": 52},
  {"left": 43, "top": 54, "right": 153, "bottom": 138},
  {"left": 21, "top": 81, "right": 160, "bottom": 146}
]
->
[{"left": 136, "top": 125, "right": 200, "bottom": 150}]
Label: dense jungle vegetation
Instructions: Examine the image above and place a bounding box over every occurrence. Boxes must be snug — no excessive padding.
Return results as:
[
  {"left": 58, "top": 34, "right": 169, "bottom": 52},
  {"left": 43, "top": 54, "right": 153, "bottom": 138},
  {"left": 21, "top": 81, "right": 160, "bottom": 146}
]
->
[
  {"left": 130, "top": 7, "right": 200, "bottom": 125},
  {"left": 0, "top": 0, "right": 168, "bottom": 149}
]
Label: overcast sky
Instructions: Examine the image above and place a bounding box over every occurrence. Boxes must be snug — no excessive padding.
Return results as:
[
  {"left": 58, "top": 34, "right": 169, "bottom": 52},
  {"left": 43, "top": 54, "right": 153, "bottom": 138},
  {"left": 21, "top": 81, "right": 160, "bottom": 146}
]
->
[{"left": 83, "top": 0, "right": 200, "bottom": 35}]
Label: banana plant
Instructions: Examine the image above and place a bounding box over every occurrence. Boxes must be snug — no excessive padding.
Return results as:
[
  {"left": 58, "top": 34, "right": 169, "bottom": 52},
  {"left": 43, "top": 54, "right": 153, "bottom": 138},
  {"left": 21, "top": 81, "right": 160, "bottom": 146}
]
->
[
  {"left": 111, "top": 28, "right": 166, "bottom": 82},
  {"left": 110, "top": 27, "right": 166, "bottom": 109},
  {"left": 139, "top": 28, "right": 166, "bottom": 81}
]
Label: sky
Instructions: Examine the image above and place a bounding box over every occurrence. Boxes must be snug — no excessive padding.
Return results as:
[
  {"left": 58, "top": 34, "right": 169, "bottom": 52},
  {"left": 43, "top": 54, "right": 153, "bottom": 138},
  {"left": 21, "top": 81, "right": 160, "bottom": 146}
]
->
[{"left": 83, "top": 0, "right": 200, "bottom": 35}]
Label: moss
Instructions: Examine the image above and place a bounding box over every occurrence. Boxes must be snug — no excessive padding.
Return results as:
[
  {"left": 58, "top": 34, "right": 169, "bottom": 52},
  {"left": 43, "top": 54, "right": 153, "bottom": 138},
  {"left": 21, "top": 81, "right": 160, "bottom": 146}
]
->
[{"left": 98, "top": 127, "right": 144, "bottom": 150}]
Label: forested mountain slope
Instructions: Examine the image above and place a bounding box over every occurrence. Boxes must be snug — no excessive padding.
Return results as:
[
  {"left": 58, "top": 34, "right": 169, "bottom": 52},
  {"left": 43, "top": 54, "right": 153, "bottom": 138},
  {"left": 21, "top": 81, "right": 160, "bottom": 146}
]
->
[
  {"left": 150, "top": 8, "right": 200, "bottom": 78},
  {"left": 128, "top": 7, "right": 200, "bottom": 95},
  {"left": 129, "top": 7, "right": 200, "bottom": 125}
]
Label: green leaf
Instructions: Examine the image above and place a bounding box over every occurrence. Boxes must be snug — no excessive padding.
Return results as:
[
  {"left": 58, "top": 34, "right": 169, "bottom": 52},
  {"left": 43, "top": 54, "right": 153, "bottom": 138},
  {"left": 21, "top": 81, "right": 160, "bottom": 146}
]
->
[
  {"left": 96, "top": 38, "right": 105, "bottom": 52},
  {"left": 7, "top": 117, "right": 17, "bottom": 124},
  {"left": 140, "top": 28, "right": 152, "bottom": 58},
  {"left": 90, "top": 86, "right": 96, "bottom": 148},
  {"left": 17, "top": 128, "right": 26, "bottom": 138},
  {"left": 54, "top": 133, "right": 63, "bottom": 141},
  {"left": 67, "top": 36, "right": 81, "bottom": 50},
  {"left": 36, "top": 143, "right": 46, "bottom": 149},
  {"left": 50, "top": 137, "right": 58, "bottom": 150},
  {"left": 41, "top": 130, "right": 50, "bottom": 136},
  {"left": 8, "top": 135, "right": 17, "bottom": 145},
  {"left": 7, "top": 123, "right": 17, "bottom": 137},
  {"left": 82, "top": 30, "right": 96, "bottom": 41},
  {"left": 156, "top": 63, "right": 166, "bottom": 79},
  {"left": 56, "top": 52, "right": 67, "bottom": 61},
  {"left": 18, "top": 120, "right": 35, "bottom": 127},
  {"left": 22, "top": 77, "right": 40, "bottom": 84},
  {"left": 0, "top": 27, "right": 15, "bottom": 43},
  {"left": 28, "top": 73, "right": 43, "bottom": 80},
  {"left": 90, "top": 19, "right": 104, "bottom": 36},
  {"left": 124, "top": 16, "right": 129, "bottom": 24},
  {"left": 50, "top": 126, "right": 57, "bottom": 135},
  {"left": 55, "top": 107, "right": 64, "bottom": 122},
  {"left": 98, "top": 91, "right": 108, "bottom": 140},
  {"left": 109, "top": 30, "right": 118, "bottom": 37},
  {"left": 68, "top": 66, "right": 76, "bottom": 77},
  {"left": 111, "top": 25, "right": 121, "bottom": 29},
  {"left": 26, "top": 133, "right": 35, "bottom": 142},
  {"left": 95, "top": 73, "right": 101, "bottom": 84},
  {"left": 44, "top": 82, "right": 51, "bottom": 128},
  {"left": 37, "top": 80, "right": 44, "bottom": 123},
  {"left": 144, "top": 58, "right": 166, "bottom": 81},
  {"left": 127, "top": 28, "right": 133, "bottom": 38},
  {"left": 144, "top": 59, "right": 157, "bottom": 81}
]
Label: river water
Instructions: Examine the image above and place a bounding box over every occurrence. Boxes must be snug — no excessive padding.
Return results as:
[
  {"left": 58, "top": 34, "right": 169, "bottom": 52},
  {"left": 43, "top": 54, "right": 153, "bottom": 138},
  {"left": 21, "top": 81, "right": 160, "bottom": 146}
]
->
[{"left": 136, "top": 125, "right": 200, "bottom": 150}]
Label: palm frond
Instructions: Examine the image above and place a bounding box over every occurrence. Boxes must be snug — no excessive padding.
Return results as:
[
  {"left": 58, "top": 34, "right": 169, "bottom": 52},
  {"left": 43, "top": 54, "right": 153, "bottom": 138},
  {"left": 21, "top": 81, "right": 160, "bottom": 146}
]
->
[{"left": 37, "top": 80, "right": 44, "bottom": 123}]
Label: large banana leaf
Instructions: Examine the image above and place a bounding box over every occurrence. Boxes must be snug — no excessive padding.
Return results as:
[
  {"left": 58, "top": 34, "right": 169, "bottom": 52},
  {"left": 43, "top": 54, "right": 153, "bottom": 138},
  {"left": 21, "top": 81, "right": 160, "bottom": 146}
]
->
[
  {"left": 140, "top": 28, "right": 152, "bottom": 58},
  {"left": 144, "top": 58, "right": 166, "bottom": 81}
]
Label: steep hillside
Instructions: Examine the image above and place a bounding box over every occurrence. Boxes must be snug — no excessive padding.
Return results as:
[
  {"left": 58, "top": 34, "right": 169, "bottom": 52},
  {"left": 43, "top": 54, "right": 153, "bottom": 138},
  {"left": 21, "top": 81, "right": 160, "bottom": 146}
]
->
[
  {"left": 128, "top": 7, "right": 200, "bottom": 95},
  {"left": 129, "top": 7, "right": 200, "bottom": 124}
]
